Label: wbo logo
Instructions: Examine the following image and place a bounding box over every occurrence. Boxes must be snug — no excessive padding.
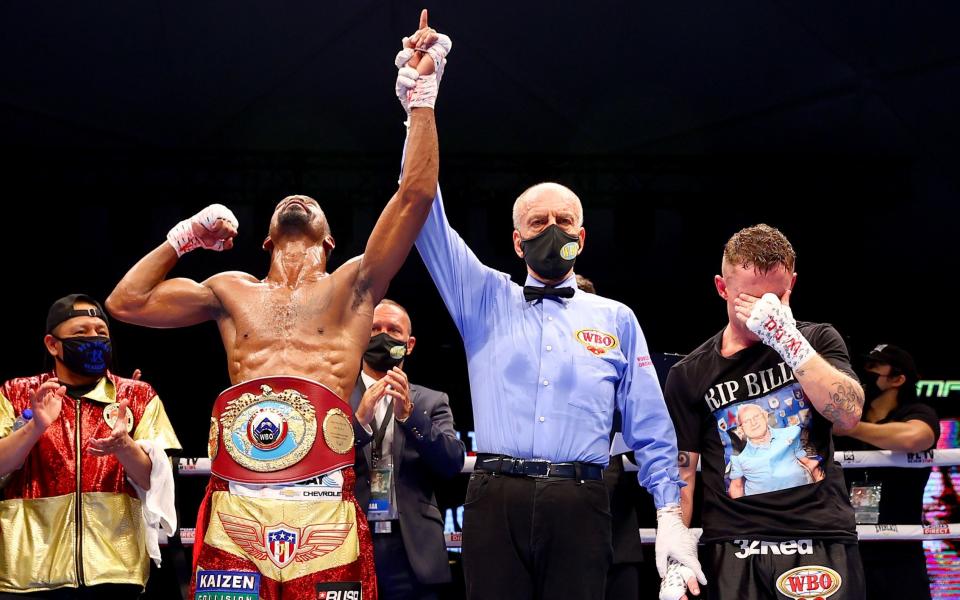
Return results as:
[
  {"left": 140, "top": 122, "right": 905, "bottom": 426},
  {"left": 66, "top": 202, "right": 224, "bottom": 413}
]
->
[
  {"left": 575, "top": 329, "right": 619, "bottom": 356},
  {"left": 248, "top": 408, "right": 288, "bottom": 451},
  {"left": 560, "top": 241, "right": 579, "bottom": 261},
  {"left": 776, "top": 566, "right": 842, "bottom": 599}
]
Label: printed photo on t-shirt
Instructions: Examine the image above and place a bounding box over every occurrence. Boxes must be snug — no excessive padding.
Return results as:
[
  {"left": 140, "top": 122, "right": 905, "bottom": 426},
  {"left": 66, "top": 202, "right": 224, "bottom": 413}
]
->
[{"left": 715, "top": 383, "right": 825, "bottom": 498}]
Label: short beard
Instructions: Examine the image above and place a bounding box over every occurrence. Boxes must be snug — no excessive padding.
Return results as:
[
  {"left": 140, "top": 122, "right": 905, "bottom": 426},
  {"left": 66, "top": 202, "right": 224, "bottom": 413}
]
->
[{"left": 277, "top": 209, "right": 310, "bottom": 233}]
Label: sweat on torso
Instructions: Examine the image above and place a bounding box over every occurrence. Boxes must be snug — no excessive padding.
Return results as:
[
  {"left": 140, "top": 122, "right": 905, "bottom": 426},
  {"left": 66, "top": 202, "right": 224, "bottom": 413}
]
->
[{"left": 210, "top": 268, "right": 373, "bottom": 400}]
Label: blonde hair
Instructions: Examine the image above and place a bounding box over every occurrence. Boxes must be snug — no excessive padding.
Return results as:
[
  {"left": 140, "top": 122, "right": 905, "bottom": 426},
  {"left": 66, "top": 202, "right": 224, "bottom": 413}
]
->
[{"left": 723, "top": 224, "right": 796, "bottom": 273}]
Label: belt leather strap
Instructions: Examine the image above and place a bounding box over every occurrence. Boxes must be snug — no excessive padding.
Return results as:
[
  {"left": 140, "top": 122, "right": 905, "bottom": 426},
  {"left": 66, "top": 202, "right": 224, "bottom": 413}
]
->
[{"left": 474, "top": 453, "right": 603, "bottom": 480}]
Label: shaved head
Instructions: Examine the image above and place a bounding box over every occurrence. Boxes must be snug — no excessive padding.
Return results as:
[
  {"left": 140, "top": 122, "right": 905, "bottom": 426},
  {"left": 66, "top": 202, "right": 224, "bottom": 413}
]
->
[
  {"left": 512, "top": 182, "right": 583, "bottom": 230},
  {"left": 375, "top": 299, "right": 412, "bottom": 335}
]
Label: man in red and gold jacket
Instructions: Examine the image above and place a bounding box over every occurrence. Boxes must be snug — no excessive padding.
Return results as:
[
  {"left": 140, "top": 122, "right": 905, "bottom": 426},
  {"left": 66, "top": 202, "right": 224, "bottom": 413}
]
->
[{"left": 0, "top": 294, "right": 181, "bottom": 599}]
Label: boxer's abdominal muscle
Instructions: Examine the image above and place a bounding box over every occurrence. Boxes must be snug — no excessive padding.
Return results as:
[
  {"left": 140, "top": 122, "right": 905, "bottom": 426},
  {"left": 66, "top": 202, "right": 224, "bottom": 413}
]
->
[{"left": 212, "top": 269, "right": 372, "bottom": 400}]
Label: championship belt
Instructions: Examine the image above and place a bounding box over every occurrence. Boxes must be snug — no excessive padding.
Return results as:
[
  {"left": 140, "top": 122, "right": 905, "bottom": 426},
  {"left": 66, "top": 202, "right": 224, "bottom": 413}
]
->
[{"left": 210, "top": 376, "right": 355, "bottom": 484}]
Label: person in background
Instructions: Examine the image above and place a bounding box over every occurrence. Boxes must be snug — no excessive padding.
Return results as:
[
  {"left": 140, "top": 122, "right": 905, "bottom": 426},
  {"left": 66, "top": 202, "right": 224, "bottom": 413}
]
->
[
  {"left": 0, "top": 294, "right": 180, "bottom": 599},
  {"left": 577, "top": 274, "right": 647, "bottom": 600},
  {"left": 351, "top": 299, "right": 466, "bottom": 600},
  {"left": 835, "top": 343, "right": 939, "bottom": 600}
]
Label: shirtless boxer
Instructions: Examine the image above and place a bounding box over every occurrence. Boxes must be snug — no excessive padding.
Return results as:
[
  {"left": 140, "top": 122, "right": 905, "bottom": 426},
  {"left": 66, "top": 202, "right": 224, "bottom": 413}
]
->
[{"left": 106, "top": 11, "right": 450, "bottom": 599}]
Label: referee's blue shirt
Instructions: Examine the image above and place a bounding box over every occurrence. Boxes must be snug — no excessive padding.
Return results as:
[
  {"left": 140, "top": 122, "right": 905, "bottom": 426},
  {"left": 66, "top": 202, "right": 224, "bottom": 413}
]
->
[{"left": 415, "top": 189, "right": 682, "bottom": 508}]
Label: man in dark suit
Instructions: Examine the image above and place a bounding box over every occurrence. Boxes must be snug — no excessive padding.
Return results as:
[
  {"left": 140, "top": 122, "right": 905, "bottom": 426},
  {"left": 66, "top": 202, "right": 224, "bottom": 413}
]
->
[{"left": 351, "top": 299, "right": 467, "bottom": 600}]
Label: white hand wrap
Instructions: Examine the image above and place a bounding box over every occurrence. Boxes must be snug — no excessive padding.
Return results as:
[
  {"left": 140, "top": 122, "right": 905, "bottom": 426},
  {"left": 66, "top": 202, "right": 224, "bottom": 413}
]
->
[
  {"left": 746, "top": 292, "right": 815, "bottom": 370},
  {"left": 166, "top": 203, "right": 238, "bottom": 257},
  {"left": 660, "top": 557, "right": 696, "bottom": 600},
  {"left": 395, "top": 33, "right": 452, "bottom": 115},
  {"left": 655, "top": 504, "right": 706, "bottom": 584}
]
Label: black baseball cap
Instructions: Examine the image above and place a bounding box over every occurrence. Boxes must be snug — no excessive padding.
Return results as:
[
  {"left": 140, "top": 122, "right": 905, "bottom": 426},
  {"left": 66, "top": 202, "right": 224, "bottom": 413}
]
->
[
  {"left": 864, "top": 343, "right": 918, "bottom": 382},
  {"left": 45, "top": 294, "right": 110, "bottom": 334}
]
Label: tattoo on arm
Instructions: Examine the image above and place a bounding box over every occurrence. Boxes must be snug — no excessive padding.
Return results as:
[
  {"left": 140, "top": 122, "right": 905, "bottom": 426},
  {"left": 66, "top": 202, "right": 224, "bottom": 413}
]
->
[
  {"left": 820, "top": 381, "right": 863, "bottom": 427},
  {"left": 678, "top": 451, "right": 691, "bottom": 468}
]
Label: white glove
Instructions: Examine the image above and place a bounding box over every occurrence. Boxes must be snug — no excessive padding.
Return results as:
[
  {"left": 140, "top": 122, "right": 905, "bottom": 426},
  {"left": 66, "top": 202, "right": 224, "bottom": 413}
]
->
[
  {"left": 660, "top": 557, "right": 697, "bottom": 600},
  {"left": 166, "top": 204, "right": 238, "bottom": 257},
  {"left": 655, "top": 504, "right": 706, "bottom": 585},
  {"left": 395, "top": 32, "right": 452, "bottom": 116},
  {"left": 745, "top": 292, "right": 814, "bottom": 370}
]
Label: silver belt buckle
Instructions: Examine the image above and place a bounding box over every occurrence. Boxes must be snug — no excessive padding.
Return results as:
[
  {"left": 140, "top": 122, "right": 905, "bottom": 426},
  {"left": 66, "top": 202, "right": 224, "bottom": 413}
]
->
[{"left": 526, "top": 459, "right": 552, "bottom": 479}]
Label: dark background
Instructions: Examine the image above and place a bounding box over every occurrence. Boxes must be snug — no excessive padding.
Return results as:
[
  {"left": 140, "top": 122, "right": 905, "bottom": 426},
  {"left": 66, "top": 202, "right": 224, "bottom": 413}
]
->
[{"left": 3, "top": 1, "right": 959, "bottom": 459}]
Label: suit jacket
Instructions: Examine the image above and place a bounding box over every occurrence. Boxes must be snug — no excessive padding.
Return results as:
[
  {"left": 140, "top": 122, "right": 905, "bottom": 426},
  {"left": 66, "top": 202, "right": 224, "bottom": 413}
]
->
[{"left": 351, "top": 377, "right": 466, "bottom": 586}]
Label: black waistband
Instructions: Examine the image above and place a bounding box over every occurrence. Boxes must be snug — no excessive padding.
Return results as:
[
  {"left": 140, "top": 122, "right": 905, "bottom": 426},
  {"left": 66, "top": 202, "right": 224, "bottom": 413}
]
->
[{"left": 474, "top": 453, "right": 603, "bottom": 480}]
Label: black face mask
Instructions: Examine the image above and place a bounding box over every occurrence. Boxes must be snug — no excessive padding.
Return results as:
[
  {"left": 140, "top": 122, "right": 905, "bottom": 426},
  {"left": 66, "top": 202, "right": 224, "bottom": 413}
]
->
[
  {"left": 520, "top": 224, "right": 580, "bottom": 281},
  {"left": 56, "top": 336, "right": 112, "bottom": 376},
  {"left": 861, "top": 372, "right": 882, "bottom": 402},
  {"left": 363, "top": 333, "right": 407, "bottom": 372}
]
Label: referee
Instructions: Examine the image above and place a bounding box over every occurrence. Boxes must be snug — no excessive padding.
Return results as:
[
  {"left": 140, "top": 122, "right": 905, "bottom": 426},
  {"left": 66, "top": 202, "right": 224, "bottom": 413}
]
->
[{"left": 415, "top": 182, "right": 704, "bottom": 599}]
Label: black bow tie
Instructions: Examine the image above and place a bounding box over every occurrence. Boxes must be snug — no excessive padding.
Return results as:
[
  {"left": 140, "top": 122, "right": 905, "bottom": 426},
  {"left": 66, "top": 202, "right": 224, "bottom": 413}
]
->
[{"left": 524, "top": 285, "right": 575, "bottom": 303}]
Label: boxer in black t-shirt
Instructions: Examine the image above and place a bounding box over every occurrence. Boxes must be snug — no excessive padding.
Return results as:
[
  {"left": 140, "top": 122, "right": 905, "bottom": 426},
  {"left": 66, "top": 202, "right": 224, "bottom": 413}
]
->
[{"left": 664, "top": 224, "right": 866, "bottom": 600}]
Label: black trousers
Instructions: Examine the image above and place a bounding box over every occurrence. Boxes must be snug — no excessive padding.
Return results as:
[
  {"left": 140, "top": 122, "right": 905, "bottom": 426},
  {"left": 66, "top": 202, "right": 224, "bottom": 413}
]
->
[
  {"left": 373, "top": 523, "right": 440, "bottom": 600},
  {"left": 604, "top": 563, "right": 640, "bottom": 600},
  {"left": 461, "top": 472, "right": 613, "bottom": 600},
  {"left": 0, "top": 585, "right": 142, "bottom": 600},
  {"left": 707, "top": 539, "right": 865, "bottom": 600}
]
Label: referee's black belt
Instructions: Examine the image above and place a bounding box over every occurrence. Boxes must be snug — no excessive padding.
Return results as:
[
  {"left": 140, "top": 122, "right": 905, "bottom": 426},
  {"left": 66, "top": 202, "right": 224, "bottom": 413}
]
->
[{"left": 475, "top": 453, "right": 603, "bottom": 480}]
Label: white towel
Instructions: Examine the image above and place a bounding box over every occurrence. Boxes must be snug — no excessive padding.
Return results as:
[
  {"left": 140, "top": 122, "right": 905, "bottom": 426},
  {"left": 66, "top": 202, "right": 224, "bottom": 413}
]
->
[{"left": 129, "top": 439, "right": 177, "bottom": 567}]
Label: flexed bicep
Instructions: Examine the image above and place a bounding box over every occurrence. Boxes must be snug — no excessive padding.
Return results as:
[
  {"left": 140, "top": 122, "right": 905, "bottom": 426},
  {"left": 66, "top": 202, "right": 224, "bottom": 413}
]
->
[{"left": 107, "top": 242, "right": 225, "bottom": 327}]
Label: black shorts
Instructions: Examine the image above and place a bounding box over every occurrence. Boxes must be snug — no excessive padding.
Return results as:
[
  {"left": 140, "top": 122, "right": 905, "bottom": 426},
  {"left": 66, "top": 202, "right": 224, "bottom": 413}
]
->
[{"left": 706, "top": 539, "right": 864, "bottom": 600}]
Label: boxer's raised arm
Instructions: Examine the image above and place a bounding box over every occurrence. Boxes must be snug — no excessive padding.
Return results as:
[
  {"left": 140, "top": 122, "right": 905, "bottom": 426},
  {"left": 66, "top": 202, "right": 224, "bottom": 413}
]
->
[
  {"left": 357, "top": 107, "right": 438, "bottom": 305},
  {"left": 355, "top": 10, "right": 448, "bottom": 306}
]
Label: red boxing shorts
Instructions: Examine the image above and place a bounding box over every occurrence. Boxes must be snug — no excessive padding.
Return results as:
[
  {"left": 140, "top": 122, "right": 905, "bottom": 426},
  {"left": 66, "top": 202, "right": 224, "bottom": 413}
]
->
[{"left": 191, "top": 376, "right": 376, "bottom": 599}]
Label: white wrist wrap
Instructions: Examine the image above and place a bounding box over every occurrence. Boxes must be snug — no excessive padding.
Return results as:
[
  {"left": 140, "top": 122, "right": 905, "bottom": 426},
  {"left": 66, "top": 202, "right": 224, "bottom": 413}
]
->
[
  {"left": 660, "top": 557, "right": 696, "bottom": 600},
  {"left": 166, "top": 203, "right": 238, "bottom": 257},
  {"left": 746, "top": 293, "right": 815, "bottom": 370},
  {"left": 395, "top": 33, "right": 452, "bottom": 116}
]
